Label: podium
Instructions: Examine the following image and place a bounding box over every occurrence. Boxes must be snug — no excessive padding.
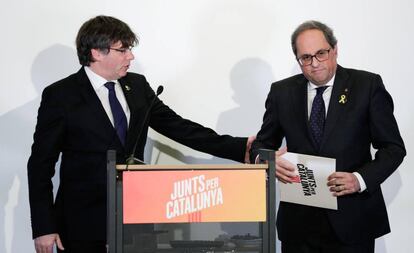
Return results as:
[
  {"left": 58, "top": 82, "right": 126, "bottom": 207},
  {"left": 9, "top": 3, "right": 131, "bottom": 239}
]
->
[{"left": 107, "top": 149, "right": 276, "bottom": 253}]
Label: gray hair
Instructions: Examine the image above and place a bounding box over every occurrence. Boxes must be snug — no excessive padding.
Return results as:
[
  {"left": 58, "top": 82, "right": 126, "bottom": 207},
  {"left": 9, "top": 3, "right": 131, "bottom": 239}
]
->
[{"left": 291, "top": 20, "right": 337, "bottom": 57}]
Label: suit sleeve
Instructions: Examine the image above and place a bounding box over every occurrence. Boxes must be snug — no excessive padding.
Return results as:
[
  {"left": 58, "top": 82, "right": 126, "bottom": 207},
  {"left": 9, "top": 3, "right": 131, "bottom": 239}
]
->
[
  {"left": 144, "top": 82, "right": 247, "bottom": 163},
  {"left": 250, "top": 84, "right": 285, "bottom": 162},
  {"left": 356, "top": 74, "right": 406, "bottom": 192},
  {"left": 27, "top": 86, "right": 65, "bottom": 239}
]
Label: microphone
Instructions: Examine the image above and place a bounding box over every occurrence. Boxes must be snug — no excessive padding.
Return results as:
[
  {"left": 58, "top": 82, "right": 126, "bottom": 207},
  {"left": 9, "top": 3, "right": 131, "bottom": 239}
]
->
[{"left": 126, "top": 85, "right": 164, "bottom": 166}]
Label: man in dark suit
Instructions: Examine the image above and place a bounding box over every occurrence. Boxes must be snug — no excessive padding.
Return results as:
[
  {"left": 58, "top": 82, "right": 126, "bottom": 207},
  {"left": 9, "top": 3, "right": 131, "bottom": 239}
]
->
[
  {"left": 28, "top": 15, "right": 253, "bottom": 253},
  {"left": 251, "top": 20, "right": 406, "bottom": 253}
]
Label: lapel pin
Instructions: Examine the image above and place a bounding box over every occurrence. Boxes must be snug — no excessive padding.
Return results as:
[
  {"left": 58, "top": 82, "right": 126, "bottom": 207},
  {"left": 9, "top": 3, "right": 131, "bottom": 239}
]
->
[
  {"left": 125, "top": 85, "right": 131, "bottom": 91},
  {"left": 339, "top": 94, "right": 347, "bottom": 104}
]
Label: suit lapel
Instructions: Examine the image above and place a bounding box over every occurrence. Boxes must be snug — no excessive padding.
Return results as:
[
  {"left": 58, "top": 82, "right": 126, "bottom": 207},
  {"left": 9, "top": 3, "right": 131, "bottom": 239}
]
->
[
  {"left": 75, "top": 68, "right": 121, "bottom": 147},
  {"left": 320, "top": 66, "right": 350, "bottom": 149},
  {"left": 119, "top": 77, "right": 146, "bottom": 152},
  {"left": 290, "top": 76, "right": 314, "bottom": 145}
]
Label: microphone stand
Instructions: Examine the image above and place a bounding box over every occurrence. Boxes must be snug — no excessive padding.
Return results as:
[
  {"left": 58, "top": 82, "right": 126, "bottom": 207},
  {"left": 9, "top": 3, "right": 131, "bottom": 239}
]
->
[{"left": 125, "top": 85, "right": 164, "bottom": 169}]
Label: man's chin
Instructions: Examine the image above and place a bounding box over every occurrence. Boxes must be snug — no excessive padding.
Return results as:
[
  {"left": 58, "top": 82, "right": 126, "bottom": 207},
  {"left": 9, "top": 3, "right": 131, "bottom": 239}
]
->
[
  {"left": 118, "top": 71, "right": 128, "bottom": 78},
  {"left": 310, "top": 75, "right": 330, "bottom": 86}
]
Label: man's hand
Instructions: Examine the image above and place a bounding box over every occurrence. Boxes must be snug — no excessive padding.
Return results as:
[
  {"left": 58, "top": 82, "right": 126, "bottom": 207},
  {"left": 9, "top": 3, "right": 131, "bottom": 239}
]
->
[
  {"left": 275, "top": 147, "right": 297, "bottom": 183},
  {"left": 244, "top": 135, "right": 256, "bottom": 163},
  {"left": 327, "top": 172, "right": 361, "bottom": 196},
  {"left": 34, "top": 233, "right": 64, "bottom": 253}
]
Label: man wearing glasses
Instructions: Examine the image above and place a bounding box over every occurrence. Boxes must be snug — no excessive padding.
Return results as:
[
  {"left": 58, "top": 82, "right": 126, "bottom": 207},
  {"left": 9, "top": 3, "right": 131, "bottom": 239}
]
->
[
  {"left": 251, "top": 20, "right": 405, "bottom": 252},
  {"left": 28, "top": 15, "right": 254, "bottom": 253}
]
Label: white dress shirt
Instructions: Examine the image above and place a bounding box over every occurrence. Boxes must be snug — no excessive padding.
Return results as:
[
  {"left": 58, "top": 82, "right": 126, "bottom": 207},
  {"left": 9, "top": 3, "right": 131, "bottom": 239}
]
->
[{"left": 85, "top": 67, "right": 130, "bottom": 126}]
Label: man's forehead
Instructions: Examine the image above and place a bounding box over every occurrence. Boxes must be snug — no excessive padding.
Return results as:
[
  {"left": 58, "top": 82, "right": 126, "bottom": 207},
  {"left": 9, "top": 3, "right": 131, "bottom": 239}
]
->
[{"left": 296, "top": 29, "right": 330, "bottom": 54}]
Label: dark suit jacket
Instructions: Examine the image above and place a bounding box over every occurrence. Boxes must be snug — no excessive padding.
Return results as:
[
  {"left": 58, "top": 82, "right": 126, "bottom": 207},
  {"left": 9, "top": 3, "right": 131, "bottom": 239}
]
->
[
  {"left": 27, "top": 67, "right": 247, "bottom": 240},
  {"left": 251, "top": 65, "right": 405, "bottom": 243}
]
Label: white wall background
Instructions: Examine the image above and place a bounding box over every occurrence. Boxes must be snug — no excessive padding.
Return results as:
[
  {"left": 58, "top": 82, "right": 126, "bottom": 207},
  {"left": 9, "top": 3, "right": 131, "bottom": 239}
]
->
[{"left": 0, "top": 0, "right": 412, "bottom": 252}]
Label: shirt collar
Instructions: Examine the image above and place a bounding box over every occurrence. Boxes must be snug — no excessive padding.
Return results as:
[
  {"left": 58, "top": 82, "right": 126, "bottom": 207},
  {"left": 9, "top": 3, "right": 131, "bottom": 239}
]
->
[
  {"left": 85, "top": 66, "right": 118, "bottom": 91},
  {"left": 308, "top": 74, "right": 336, "bottom": 91}
]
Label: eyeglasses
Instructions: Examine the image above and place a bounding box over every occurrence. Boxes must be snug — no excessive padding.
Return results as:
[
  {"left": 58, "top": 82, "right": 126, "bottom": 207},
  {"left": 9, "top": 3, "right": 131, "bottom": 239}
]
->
[
  {"left": 297, "top": 48, "right": 331, "bottom": 66},
  {"left": 109, "top": 46, "right": 134, "bottom": 54}
]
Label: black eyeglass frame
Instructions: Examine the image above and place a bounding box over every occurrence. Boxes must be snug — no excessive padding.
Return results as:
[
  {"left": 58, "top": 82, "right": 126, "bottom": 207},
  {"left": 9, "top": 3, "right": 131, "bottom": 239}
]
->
[
  {"left": 108, "top": 46, "right": 134, "bottom": 54},
  {"left": 297, "top": 48, "right": 331, "bottom": 66}
]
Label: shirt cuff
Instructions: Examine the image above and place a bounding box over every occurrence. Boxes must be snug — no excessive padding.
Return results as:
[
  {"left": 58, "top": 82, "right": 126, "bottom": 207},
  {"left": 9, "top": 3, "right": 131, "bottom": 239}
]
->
[
  {"left": 255, "top": 154, "right": 260, "bottom": 164},
  {"left": 353, "top": 172, "right": 367, "bottom": 192}
]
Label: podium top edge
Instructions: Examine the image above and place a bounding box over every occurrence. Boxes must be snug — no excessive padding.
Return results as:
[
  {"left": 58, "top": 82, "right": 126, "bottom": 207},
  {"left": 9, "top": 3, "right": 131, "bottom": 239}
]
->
[{"left": 116, "top": 164, "right": 268, "bottom": 170}]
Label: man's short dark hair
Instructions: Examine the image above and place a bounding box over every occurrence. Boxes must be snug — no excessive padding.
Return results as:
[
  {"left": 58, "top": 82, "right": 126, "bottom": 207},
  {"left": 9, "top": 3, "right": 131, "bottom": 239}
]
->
[
  {"left": 76, "top": 15, "right": 138, "bottom": 66},
  {"left": 291, "top": 20, "right": 337, "bottom": 57}
]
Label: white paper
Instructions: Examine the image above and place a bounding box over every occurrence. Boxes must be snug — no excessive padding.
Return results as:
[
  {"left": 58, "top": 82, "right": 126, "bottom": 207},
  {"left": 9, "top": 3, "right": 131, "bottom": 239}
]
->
[{"left": 279, "top": 152, "right": 337, "bottom": 210}]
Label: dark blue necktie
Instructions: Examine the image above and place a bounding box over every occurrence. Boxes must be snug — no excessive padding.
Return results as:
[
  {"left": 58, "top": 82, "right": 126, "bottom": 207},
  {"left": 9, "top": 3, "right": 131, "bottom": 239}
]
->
[
  {"left": 309, "top": 86, "right": 328, "bottom": 149},
  {"left": 104, "top": 82, "right": 127, "bottom": 146}
]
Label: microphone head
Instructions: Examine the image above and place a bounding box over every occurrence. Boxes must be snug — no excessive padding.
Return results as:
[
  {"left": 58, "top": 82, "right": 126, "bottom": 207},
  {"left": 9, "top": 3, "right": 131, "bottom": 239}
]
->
[{"left": 156, "top": 85, "right": 164, "bottom": 96}]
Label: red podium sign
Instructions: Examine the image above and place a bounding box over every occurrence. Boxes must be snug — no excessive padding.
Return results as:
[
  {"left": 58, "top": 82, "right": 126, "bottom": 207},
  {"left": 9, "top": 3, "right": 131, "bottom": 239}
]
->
[{"left": 123, "top": 170, "right": 266, "bottom": 224}]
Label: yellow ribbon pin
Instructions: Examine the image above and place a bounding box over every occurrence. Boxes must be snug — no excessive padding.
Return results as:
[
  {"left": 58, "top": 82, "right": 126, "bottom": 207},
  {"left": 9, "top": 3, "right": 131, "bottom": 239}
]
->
[{"left": 339, "top": 94, "right": 347, "bottom": 104}]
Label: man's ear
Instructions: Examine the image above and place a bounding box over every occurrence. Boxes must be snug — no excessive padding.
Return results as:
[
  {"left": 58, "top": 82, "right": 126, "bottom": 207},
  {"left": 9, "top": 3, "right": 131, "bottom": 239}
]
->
[{"left": 333, "top": 45, "right": 338, "bottom": 57}]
